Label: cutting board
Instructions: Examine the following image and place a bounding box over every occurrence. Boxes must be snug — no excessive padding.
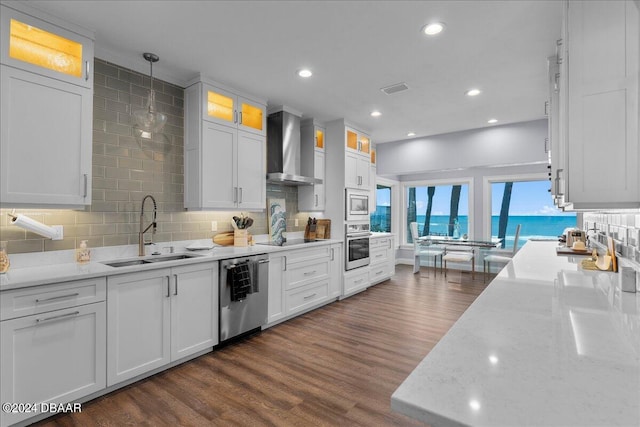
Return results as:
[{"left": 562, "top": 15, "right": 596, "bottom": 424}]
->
[
  {"left": 213, "top": 231, "right": 234, "bottom": 246},
  {"left": 556, "top": 246, "right": 591, "bottom": 256}
]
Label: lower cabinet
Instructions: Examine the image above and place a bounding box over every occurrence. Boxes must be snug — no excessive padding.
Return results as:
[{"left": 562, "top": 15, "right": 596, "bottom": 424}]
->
[
  {"left": 106, "top": 262, "right": 217, "bottom": 386},
  {"left": 267, "top": 244, "right": 340, "bottom": 325},
  {"left": 0, "top": 278, "right": 106, "bottom": 427},
  {"left": 369, "top": 234, "right": 395, "bottom": 285},
  {"left": 343, "top": 268, "right": 370, "bottom": 297}
]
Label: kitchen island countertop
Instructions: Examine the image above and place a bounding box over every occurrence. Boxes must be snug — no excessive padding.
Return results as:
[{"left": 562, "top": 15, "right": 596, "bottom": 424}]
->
[{"left": 392, "top": 241, "right": 640, "bottom": 426}]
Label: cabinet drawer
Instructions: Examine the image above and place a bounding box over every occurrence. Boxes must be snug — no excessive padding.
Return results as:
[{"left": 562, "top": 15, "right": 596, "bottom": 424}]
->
[
  {"left": 285, "top": 279, "right": 329, "bottom": 316},
  {"left": 286, "top": 259, "right": 330, "bottom": 290},
  {"left": 370, "top": 246, "right": 390, "bottom": 266},
  {"left": 1, "top": 277, "right": 106, "bottom": 321},
  {"left": 370, "top": 264, "right": 390, "bottom": 283},
  {"left": 285, "top": 246, "right": 330, "bottom": 265},
  {"left": 370, "top": 237, "right": 392, "bottom": 249},
  {"left": 344, "top": 270, "right": 369, "bottom": 295}
]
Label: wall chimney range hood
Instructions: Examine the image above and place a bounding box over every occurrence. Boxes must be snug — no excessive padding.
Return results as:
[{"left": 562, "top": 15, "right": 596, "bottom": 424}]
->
[{"left": 266, "top": 109, "right": 322, "bottom": 186}]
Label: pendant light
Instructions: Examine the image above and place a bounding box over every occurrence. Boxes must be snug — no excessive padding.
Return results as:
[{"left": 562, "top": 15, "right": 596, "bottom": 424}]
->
[{"left": 132, "top": 52, "right": 167, "bottom": 135}]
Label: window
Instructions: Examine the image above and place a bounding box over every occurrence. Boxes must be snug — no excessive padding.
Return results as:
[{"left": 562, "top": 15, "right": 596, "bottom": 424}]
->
[
  {"left": 406, "top": 183, "right": 470, "bottom": 243},
  {"left": 490, "top": 180, "right": 576, "bottom": 249},
  {"left": 371, "top": 184, "right": 391, "bottom": 232}
]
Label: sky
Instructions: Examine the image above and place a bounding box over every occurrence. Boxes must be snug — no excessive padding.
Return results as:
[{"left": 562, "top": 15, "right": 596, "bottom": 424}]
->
[{"left": 377, "top": 180, "right": 575, "bottom": 216}]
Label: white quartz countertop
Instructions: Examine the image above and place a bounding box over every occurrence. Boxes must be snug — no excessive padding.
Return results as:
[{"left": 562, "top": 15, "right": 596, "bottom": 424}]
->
[
  {"left": 391, "top": 241, "right": 640, "bottom": 427},
  {"left": 0, "top": 238, "right": 343, "bottom": 291}
]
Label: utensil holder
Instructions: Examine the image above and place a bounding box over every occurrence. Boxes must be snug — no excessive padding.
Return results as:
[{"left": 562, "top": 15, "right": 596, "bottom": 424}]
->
[{"left": 234, "top": 229, "right": 248, "bottom": 247}]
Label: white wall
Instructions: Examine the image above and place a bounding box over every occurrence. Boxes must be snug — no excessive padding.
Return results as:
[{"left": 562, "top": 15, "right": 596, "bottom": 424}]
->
[{"left": 377, "top": 119, "right": 548, "bottom": 177}]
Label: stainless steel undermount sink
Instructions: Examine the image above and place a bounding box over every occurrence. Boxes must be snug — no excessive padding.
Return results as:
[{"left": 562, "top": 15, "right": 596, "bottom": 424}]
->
[{"left": 102, "top": 253, "right": 203, "bottom": 267}]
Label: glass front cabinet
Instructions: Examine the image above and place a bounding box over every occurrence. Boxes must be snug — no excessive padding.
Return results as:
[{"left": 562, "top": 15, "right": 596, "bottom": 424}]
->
[{"left": 202, "top": 85, "right": 266, "bottom": 136}]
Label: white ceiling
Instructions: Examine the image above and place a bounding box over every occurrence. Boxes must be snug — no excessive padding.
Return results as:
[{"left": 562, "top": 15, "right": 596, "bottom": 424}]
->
[{"left": 26, "top": 0, "right": 562, "bottom": 143}]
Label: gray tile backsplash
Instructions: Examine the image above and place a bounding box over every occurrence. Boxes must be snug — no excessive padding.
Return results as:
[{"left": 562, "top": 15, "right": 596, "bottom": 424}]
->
[
  {"left": 583, "top": 211, "right": 640, "bottom": 265},
  {"left": 0, "top": 59, "right": 307, "bottom": 254}
]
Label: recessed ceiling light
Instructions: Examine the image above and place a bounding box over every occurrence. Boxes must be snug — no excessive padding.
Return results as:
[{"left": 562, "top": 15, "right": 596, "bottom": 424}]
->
[
  {"left": 407, "top": 132, "right": 416, "bottom": 137},
  {"left": 487, "top": 118, "right": 498, "bottom": 124},
  {"left": 370, "top": 110, "right": 382, "bottom": 117},
  {"left": 465, "top": 88, "right": 481, "bottom": 97},
  {"left": 297, "top": 69, "right": 312, "bottom": 78},
  {"left": 422, "top": 22, "right": 445, "bottom": 36}
]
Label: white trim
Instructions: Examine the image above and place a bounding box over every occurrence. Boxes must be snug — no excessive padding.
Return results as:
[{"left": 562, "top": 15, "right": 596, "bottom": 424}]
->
[
  {"left": 401, "top": 177, "right": 475, "bottom": 245},
  {"left": 375, "top": 176, "right": 400, "bottom": 240}
]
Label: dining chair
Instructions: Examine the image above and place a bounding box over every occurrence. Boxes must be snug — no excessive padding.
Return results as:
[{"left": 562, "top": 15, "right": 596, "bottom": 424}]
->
[
  {"left": 442, "top": 246, "right": 475, "bottom": 283},
  {"left": 483, "top": 224, "right": 521, "bottom": 282},
  {"left": 410, "top": 222, "right": 444, "bottom": 276}
]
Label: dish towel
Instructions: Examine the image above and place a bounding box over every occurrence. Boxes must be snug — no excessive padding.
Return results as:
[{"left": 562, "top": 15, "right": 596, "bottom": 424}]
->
[{"left": 229, "top": 262, "right": 252, "bottom": 301}]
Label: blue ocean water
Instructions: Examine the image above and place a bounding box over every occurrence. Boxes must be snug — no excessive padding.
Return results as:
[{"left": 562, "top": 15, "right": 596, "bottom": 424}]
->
[{"left": 414, "top": 215, "right": 577, "bottom": 248}]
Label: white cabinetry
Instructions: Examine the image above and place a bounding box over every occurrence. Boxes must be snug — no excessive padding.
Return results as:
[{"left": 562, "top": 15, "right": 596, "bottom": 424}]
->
[
  {"left": 0, "top": 278, "right": 106, "bottom": 427},
  {"left": 329, "top": 243, "right": 343, "bottom": 298},
  {"left": 106, "top": 262, "right": 217, "bottom": 386},
  {"left": 369, "top": 234, "right": 395, "bottom": 285},
  {"left": 343, "top": 268, "right": 369, "bottom": 298},
  {"left": 0, "top": 2, "right": 94, "bottom": 208},
  {"left": 557, "top": 0, "right": 639, "bottom": 209},
  {"left": 344, "top": 126, "right": 371, "bottom": 190},
  {"left": 267, "top": 245, "right": 339, "bottom": 326},
  {"left": 185, "top": 77, "right": 266, "bottom": 210},
  {"left": 298, "top": 120, "right": 326, "bottom": 211}
]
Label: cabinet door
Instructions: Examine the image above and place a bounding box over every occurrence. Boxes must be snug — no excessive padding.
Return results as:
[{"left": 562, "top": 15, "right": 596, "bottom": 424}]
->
[
  {"left": 170, "top": 263, "right": 218, "bottom": 360},
  {"left": 237, "top": 130, "right": 266, "bottom": 209},
  {"left": 566, "top": 0, "right": 639, "bottom": 207},
  {"left": 345, "top": 151, "right": 360, "bottom": 189},
  {"left": 314, "top": 150, "right": 325, "bottom": 209},
  {"left": 345, "top": 128, "right": 359, "bottom": 152},
  {"left": 1, "top": 5, "right": 93, "bottom": 88},
  {"left": 315, "top": 126, "right": 325, "bottom": 150},
  {"left": 267, "top": 253, "right": 286, "bottom": 324},
  {"left": 202, "top": 85, "right": 236, "bottom": 127},
  {"left": 1, "top": 65, "right": 92, "bottom": 207},
  {"left": 0, "top": 303, "right": 106, "bottom": 427},
  {"left": 107, "top": 269, "right": 171, "bottom": 386},
  {"left": 329, "top": 244, "right": 343, "bottom": 298},
  {"left": 357, "top": 156, "right": 370, "bottom": 189},
  {"left": 359, "top": 134, "right": 370, "bottom": 155},
  {"left": 202, "top": 122, "right": 237, "bottom": 208},
  {"left": 238, "top": 96, "right": 266, "bottom": 136}
]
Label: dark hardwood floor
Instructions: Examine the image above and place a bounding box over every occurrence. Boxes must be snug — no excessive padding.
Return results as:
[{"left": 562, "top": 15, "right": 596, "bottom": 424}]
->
[{"left": 36, "top": 265, "right": 489, "bottom": 427}]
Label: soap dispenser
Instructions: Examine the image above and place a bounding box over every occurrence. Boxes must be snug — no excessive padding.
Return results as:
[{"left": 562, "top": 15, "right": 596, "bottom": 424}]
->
[{"left": 76, "top": 240, "right": 91, "bottom": 264}]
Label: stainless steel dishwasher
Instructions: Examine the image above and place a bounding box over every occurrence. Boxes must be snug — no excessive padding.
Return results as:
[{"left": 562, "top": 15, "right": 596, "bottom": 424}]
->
[{"left": 219, "top": 254, "right": 269, "bottom": 343}]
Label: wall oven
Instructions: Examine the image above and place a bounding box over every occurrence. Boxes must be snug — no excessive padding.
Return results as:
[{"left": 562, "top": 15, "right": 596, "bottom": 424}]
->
[
  {"left": 345, "top": 188, "right": 369, "bottom": 221},
  {"left": 345, "top": 222, "right": 371, "bottom": 270}
]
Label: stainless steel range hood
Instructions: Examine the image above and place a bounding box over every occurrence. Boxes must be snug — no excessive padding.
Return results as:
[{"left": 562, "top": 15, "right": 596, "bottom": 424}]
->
[{"left": 266, "top": 110, "right": 322, "bottom": 186}]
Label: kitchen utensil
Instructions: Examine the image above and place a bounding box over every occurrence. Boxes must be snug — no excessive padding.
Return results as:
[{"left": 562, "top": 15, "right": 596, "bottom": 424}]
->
[{"left": 213, "top": 231, "right": 235, "bottom": 246}]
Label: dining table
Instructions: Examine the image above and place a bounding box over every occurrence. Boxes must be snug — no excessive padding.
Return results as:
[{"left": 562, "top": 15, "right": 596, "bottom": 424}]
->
[{"left": 416, "top": 236, "right": 503, "bottom": 277}]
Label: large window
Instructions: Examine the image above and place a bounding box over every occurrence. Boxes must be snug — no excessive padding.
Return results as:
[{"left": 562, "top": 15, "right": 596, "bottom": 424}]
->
[
  {"left": 406, "top": 183, "right": 470, "bottom": 243},
  {"left": 371, "top": 184, "right": 391, "bottom": 232},
  {"left": 490, "top": 180, "right": 576, "bottom": 249}
]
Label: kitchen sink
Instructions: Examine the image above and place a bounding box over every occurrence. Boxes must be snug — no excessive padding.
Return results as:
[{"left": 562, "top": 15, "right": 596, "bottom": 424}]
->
[
  {"left": 103, "top": 259, "right": 153, "bottom": 267},
  {"left": 102, "top": 253, "right": 204, "bottom": 267}
]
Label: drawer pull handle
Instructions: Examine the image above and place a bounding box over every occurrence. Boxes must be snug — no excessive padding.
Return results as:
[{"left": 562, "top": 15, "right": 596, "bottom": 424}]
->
[
  {"left": 36, "top": 311, "right": 80, "bottom": 324},
  {"left": 376, "top": 254, "right": 384, "bottom": 258},
  {"left": 303, "top": 293, "right": 317, "bottom": 300},
  {"left": 36, "top": 293, "right": 80, "bottom": 303},
  {"left": 376, "top": 270, "right": 383, "bottom": 275},
  {"left": 174, "top": 274, "right": 178, "bottom": 296},
  {"left": 303, "top": 270, "right": 317, "bottom": 276},
  {"left": 354, "top": 279, "right": 363, "bottom": 284}
]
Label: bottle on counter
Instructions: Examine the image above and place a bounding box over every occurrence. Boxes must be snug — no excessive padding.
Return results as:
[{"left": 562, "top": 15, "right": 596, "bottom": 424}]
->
[
  {"left": 76, "top": 240, "right": 91, "bottom": 264},
  {"left": 0, "top": 241, "right": 9, "bottom": 274}
]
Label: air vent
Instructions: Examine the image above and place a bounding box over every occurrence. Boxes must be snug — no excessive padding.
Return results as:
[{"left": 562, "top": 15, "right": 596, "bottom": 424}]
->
[{"left": 381, "top": 82, "right": 409, "bottom": 95}]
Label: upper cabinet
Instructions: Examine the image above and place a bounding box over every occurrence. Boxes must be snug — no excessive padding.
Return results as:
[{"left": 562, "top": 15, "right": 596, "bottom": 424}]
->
[
  {"left": 184, "top": 77, "right": 267, "bottom": 210},
  {"left": 0, "top": 2, "right": 94, "bottom": 208},
  {"left": 344, "top": 127, "right": 371, "bottom": 190},
  {"left": 298, "top": 119, "right": 326, "bottom": 211},
  {"left": 201, "top": 85, "right": 265, "bottom": 136},
  {"left": 556, "top": 0, "right": 639, "bottom": 210}
]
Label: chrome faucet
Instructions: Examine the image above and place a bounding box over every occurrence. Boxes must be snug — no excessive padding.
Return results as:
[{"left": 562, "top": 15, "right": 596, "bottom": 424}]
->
[{"left": 139, "top": 195, "right": 157, "bottom": 256}]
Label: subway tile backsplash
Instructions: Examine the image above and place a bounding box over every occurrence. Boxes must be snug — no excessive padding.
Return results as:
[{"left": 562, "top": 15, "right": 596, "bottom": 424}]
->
[
  {"left": 583, "top": 211, "right": 640, "bottom": 266},
  {"left": 0, "top": 59, "right": 307, "bottom": 254}
]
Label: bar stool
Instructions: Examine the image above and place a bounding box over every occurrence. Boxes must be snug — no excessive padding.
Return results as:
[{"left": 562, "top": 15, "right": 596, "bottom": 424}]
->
[{"left": 443, "top": 246, "right": 475, "bottom": 283}]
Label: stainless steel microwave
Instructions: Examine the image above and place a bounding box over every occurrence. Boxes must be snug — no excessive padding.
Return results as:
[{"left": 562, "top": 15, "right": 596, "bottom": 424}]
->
[{"left": 345, "top": 189, "right": 369, "bottom": 221}]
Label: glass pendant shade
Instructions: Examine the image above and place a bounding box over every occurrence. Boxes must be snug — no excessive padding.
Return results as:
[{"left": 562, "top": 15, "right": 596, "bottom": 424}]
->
[
  {"left": 133, "top": 89, "right": 167, "bottom": 133},
  {"left": 133, "top": 53, "right": 167, "bottom": 134}
]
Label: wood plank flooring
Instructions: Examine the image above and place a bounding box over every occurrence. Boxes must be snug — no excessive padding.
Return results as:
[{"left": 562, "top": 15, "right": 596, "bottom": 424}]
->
[{"left": 35, "top": 265, "right": 489, "bottom": 427}]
